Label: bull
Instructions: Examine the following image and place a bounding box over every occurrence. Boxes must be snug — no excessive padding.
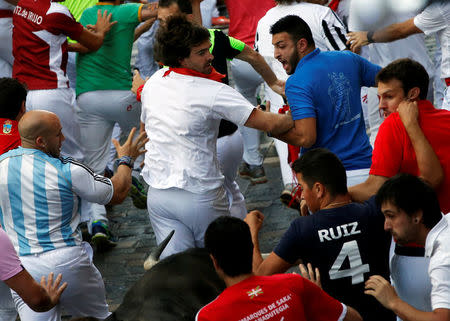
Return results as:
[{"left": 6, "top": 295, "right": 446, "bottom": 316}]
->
[{"left": 104, "top": 231, "right": 226, "bottom": 321}]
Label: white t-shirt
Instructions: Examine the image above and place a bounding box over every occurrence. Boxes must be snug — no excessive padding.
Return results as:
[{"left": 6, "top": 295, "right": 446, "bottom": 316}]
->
[
  {"left": 414, "top": 2, "right": 450, "bottom": 79},
  {"left": 349, "top": 1, "right": 433, "bottom": 71},
  {"left": 425, "top": 214, "right": 450, "bottom": 310},
  {"left": 255, "top": 2, "right": 348, "bottom": 58},
  {"left": 140, "top": 69, "right": 254, "bottom": 194}
]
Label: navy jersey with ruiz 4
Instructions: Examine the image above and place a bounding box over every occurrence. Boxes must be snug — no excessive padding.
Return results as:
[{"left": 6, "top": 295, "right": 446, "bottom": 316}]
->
[{"left": 274, "top": 197, "right": 395, "bottom": 321}]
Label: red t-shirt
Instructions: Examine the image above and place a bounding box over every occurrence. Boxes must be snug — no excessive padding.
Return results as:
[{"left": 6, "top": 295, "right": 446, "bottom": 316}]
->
[
  {"left": 0, "top": 118, "right": 20, "bottom": 155},
  {"left": 225, "top": 0, "right": 275, "bottom": 47},
  {"left": 370, "top": 100, "right": 450, "bottom": 213},
  {"left": 196, "top": 274, "right": 345, "bottom": 321},
  {"left": 12, "top": 0, "right": 83, "bottom": 90}
]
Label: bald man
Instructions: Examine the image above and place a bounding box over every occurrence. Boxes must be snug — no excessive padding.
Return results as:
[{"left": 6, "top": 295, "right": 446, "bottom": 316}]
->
[{"left": 0, "top": 110, "right": 148, "bottom": 321}]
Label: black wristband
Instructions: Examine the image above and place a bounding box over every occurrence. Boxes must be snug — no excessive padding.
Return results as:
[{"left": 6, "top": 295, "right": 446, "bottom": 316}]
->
[{"left": 367, "top": 31, "right": 375, "bottom": 44}]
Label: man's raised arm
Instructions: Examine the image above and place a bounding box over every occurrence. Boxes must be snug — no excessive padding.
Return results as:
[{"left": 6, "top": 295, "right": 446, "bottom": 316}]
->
[{"left": 397, "top": 100, "right": 443, "bottom": 188}]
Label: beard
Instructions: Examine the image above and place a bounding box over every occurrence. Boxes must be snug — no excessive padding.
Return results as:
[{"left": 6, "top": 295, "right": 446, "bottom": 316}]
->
[{"left": 286, "top": 48, "right": 300, "bottom": 75}]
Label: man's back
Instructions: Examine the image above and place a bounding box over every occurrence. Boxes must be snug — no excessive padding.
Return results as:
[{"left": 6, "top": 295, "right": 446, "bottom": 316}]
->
[
  {"left": 76, "top": 3, "right": 142, "bottom": 96},
  {"left": 286, "top": 49, "right": 378, "bottom": 170},
  {"left": 0, "top": 147, "right": 81, "bottom": 255},
  {"left": 196, "top": 274, "right": 345, "bottom": 321},
  {"left": 12, "top": 0, "right": 83, "bottom": 90},
  {"left": 0, "top": 147, "right": 113, "bottom": 255},
  {"left": 141, "top": 68, "right": 254, "bottom": 193},
  {"left": 274, "top": 198, "right": 394, "bottom": 321}
]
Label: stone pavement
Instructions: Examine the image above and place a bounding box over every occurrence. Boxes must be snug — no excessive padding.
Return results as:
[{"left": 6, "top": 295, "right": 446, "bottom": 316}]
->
[{"left": 94, "top": 134, "right": 300, "bottom": 312}]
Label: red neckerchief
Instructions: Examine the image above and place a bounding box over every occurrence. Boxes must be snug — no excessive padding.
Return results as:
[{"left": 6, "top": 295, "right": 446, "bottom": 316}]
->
[
  {"left": 163, "top": 67, "right": 226, "bottom": 83},
  {"left": 136, "top": 67, "right": 226, "bottom": 102},
  {"left": 329, "top": 0, "right": 340, "bottom": 11}
]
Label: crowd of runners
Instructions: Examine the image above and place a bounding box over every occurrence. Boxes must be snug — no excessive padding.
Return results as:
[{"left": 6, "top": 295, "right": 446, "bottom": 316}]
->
[{"left": 0, "top": 0, "right": 449, "bottom": 320}]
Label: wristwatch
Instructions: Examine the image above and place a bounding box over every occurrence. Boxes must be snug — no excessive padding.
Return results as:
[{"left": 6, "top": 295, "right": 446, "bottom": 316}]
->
[{"left": 117, "top": 155, "right": 134, "bottom": 169}]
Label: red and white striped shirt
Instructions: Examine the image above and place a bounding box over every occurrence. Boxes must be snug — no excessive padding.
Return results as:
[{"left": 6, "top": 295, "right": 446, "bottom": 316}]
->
[{"left": 12, "top": 0, "right": 83, "bottom": 90}]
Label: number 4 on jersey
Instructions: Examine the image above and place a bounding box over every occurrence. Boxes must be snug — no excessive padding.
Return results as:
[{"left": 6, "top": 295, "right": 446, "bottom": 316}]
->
[{"left": 329, "top": 240, "right": 369, "bottom": 284}]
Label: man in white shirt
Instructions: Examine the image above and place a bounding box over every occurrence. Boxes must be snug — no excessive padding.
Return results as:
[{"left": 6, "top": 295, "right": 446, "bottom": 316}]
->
[
  {"left": 140, "top": 15, "right": 293, "bottom": 259},
  {"left": 347, "top": 1, "right": 450, "bottom": 110},
  {"left": 368, "top": 174, "right": 450, "bottom": 321}
]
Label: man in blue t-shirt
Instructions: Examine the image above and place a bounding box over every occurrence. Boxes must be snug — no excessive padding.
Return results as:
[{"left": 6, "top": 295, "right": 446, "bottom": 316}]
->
[
  {"left": 245, "top": 148, "right": 394, "bottom": 321},
  {"left": 269, "top": 15, "right": 381, "bottom": 186}
]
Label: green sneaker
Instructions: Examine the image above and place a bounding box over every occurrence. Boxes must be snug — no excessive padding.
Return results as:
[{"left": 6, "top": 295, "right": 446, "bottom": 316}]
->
[
  {"left": 91, "top": 220, "right": 117, "bottom": 252},
  {"left": 129, "top": 176, "right": 147, "bottom": 209}
]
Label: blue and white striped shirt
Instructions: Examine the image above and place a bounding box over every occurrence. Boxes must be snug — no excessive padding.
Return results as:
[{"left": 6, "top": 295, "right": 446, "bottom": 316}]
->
[{"left": 0, "top": 147, "right": 113, "bottom": 256}]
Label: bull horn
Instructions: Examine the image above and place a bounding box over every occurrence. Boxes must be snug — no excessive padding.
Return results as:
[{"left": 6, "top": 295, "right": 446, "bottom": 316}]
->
[{"left": 143, "top": 230, "right": 175, "bottom": 270}]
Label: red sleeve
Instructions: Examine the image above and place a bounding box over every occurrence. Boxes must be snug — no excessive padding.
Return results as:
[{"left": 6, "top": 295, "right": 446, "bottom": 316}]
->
[
  {"left": 369, "top": 114, "right": 405, "bottom": 177},
  {"left": 45, "top": 11, "right": 84, "bottom": 41},
  {"left": 299, "top": 277, "right": 345, "bottom": 321}
]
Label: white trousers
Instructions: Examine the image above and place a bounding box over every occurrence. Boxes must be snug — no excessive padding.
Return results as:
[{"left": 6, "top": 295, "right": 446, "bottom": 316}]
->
[
  {"left": 76, "top": 90, "right": 141, "bottom": 174},
  {"left": 12, "top": 243, "right": 110, "bottom": 321},
  {"left": 200, "top": 0, "right": 218, "bottom": 29},
  {"left": 0, "top": 17, "right": 13, "bottom": 78},
  {"left": 0, "top": 281, "right": 17, "bottom": 321},
  {"left": 66, "top": 51, "right": 77, "bottom": 90},
  {"left": 76, "top": 90, "right": 142, "bottom": 224},
  {"left": 217, "top": 130, "right": 247, "bottom": 219},
  {"left": 231, "top": 59, "right": 264, "bottom": 166},
  {"left": 26, "top": 88, "right": 84, "bottom": 161},
  {"left": 147, "top": 186, "right": 230, "bottom": 259}
]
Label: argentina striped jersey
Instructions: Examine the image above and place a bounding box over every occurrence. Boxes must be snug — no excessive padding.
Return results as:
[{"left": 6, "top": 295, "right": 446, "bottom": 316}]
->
[{"left": 0, "top": 147, "right": 113, "bottom": 256}]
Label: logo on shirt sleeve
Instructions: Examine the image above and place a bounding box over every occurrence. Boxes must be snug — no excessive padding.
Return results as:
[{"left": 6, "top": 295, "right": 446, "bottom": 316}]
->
[{"left": 2, "top": 120, "right": 12, "bottom": 135}]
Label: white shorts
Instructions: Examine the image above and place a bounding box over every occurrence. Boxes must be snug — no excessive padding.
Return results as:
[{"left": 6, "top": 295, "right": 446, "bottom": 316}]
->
[
  {"left": 26, "top": 88, "right": 84, "bottom": 161},
  {"left": 12, "top": 243, "right": 110, "bottom": 321},
  {"left": 147, "top": 186, "right": 230, "bottom": 259}
]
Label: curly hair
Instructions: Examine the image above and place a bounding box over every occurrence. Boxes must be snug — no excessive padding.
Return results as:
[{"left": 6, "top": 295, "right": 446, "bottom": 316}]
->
[{"left": 154, "top": 15, "right": 210, "bottom": 67}]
